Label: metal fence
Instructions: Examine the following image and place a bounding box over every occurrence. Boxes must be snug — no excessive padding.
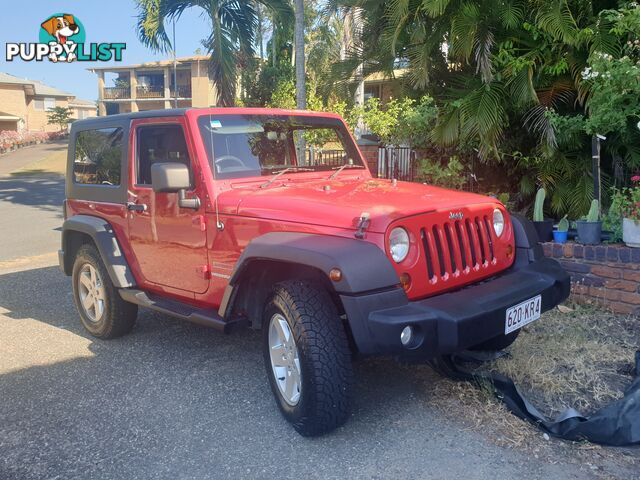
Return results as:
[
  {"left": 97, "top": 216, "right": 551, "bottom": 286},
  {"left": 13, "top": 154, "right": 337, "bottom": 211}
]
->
[
  {"left": 377, "top": 146, "right": 417, "bottom": 181},
  {"left": 304, "top": 148, "right": 346, "bottom": 167}
]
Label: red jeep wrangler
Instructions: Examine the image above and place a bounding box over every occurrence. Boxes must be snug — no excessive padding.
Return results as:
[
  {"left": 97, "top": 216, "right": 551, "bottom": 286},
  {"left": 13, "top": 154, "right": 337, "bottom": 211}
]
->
[{"left": 60, "top": 108, "right": 569, "bottom": 436}]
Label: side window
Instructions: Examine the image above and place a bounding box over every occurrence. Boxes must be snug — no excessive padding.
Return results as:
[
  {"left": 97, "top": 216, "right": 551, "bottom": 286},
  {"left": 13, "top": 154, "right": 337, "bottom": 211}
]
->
[
  {"left": 136, "top": 125, "right": 192, "bottom": 186},
  {"left": 73, "top": 127, "right": 123, "bottom": 185}
]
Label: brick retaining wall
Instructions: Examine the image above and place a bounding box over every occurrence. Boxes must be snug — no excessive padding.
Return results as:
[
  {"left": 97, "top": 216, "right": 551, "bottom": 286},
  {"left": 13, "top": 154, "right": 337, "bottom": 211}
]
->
[
  {"left": 542, "top": 242, "right": 640, "bottom": 315},
  {"left": 357, "top": 143, "right": 380, "bottom": 177}
]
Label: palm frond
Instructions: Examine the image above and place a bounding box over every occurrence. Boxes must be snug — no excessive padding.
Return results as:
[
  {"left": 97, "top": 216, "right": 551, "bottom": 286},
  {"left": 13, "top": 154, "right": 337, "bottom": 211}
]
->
[
  {"left": 535, "top": 1, "right": 579, "bottom": 45},
  {"left": 422, "top": 0, "right": 453, "bottom": 17},
  {"left": 499, "top": 1, "right": 525, "bottom": 29}
]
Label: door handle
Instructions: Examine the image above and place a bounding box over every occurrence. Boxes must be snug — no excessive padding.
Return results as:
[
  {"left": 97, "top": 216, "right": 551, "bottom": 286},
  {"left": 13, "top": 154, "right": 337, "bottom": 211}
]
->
[{"left": 127, "top": 202, "right": 148, "bottom": 212}]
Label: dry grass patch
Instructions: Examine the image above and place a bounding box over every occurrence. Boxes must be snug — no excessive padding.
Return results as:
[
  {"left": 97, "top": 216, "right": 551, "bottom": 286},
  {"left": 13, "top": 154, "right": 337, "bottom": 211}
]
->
[
  {"left": 11, "top": 150, "right": 66, "bottom": 176},
  {"left": 487, "top": 306, "right": 638, "bottom": 416},
  {"left": 414, "top": 304, "right": 639, "bottom": 476}
]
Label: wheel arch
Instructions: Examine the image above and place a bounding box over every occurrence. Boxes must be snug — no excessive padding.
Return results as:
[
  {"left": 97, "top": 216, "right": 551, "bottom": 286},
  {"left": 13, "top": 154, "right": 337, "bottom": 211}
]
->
[
  {"left": 219, "top": 232, "right": 400, "bottom": 330},
  {"left": 61, "top": 215, "right": 135, "bottom": 288}
]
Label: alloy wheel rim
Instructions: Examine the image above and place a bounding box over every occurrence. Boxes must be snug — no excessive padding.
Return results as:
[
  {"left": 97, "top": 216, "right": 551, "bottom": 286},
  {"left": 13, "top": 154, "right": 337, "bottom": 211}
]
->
[
  {"left": 78, "top": 264, "right": 106, "bottom": 323},
  {"left": 268, "top": 313, "right": 301, "bottom": 406}
]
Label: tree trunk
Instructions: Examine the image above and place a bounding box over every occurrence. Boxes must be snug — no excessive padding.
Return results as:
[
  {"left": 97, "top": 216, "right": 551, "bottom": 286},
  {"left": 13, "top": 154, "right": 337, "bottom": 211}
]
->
[
  {"left": 271, "top": 20, "right": 277, "bottom": 66},
  {"left": 294, "top": 0, "right": 305, "bottom": 109},
  {"left": 257, "top": 3, "right": 264, "bottom": 59}
]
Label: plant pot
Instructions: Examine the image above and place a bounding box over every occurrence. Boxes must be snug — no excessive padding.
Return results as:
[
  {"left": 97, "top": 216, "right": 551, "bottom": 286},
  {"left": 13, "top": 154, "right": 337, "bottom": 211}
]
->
[
  {"left": 623, "top": 218, "right": 640, "bottom": 248},
  {"left": 532, "top": 219, "right": 553, "bottom": 242},
  {"left": 575, "top": 220, "right": 602, "bottom": 245},
  {"left": 553, "top": 230, "right": 568, "bottom": 243}
]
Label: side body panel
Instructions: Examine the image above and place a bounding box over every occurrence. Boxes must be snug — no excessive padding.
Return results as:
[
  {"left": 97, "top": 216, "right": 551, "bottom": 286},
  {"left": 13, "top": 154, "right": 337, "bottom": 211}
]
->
[{"left": 125, "top": 116, "right": 209, "bottom": 297}]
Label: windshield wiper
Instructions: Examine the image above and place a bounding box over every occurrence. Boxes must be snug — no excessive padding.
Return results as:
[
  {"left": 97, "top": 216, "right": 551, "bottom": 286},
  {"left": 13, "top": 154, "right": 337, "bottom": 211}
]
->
[
  {"left": 260, "top": 167, "right": 313, "bottom": 188},
  {"left": 327, "top": 164, "right": 365, "bottom": 180}
]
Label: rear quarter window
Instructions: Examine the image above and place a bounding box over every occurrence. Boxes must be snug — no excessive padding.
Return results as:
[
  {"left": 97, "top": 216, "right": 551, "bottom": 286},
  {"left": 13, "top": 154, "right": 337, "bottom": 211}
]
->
[{"left": 73, "top": 128, "right": 123, "bottom": 186}]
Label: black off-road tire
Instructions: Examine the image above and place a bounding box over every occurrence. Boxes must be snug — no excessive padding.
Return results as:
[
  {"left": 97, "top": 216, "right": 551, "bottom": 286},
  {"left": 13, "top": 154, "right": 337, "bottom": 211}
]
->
[
  {"left": 72, "top": 243, "right": 138, "bottom": 339},
  {"left": 471, "top": 330, "right": 520, "bottom": 352},
  {"left": 263, "top": 280, "right": 353, "bottom": 436}
]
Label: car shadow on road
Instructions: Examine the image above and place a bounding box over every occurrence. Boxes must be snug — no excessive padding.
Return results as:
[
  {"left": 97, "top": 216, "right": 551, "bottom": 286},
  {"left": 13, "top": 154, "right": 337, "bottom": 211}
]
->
[
  {"left": 0, "top": 265, "right": 440, "bottom": 427},
  {"left": 0, "top": 175, "right": 64, "bottom": 214}
]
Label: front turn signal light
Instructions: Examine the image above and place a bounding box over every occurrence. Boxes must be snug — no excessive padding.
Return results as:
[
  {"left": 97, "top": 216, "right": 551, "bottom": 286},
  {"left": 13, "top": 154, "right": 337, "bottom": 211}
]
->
[
  {"left": 329, "top": 268, "right": 343, "bottom": 282},
  {"left": 400, "top": 272, "right": 412, "bottom": 291}
]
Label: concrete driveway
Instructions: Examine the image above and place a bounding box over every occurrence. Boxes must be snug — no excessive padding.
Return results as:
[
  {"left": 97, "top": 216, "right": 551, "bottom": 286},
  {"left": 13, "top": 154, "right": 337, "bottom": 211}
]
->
[{"left": 0, "top": 143, "right": 635, "bottom": 479}]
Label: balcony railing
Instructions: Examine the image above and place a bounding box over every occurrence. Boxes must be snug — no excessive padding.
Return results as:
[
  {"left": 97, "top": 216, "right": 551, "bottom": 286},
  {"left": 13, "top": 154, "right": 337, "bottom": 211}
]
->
[
  {"left": 136, "top": 85, "right": 164, "bottom": 99},
  {"left": 103, "top": 87, "right": 130, "bottom": 100},
  {"left": 170, "top": 85, "right": 192, "bottom": 98},
  {"left": 102, "top": 83, "right": 193, "bottom": 101}
]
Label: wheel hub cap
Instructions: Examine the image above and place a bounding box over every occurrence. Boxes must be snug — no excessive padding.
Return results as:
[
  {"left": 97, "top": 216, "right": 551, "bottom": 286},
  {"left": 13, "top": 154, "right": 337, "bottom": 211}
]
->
[
  {"left": 78, "top": 264, "right": 106, "bottom": 323},
  {"left": 268, "top": 313, "right": 301, "bottom": 406}
]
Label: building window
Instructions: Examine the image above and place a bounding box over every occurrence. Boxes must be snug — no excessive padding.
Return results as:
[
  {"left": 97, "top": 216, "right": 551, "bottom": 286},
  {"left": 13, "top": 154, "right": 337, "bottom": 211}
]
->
[
  {"left": 74, "top": 128, "right": 123, "bottom": 185},
  {"left": 364, "top": 84, "right": 382, "bottom": 102},
  {"left": 33, "top": 99, "right": 44, "bottom": 110},
  {"left": 44, "top": 97, "right": 56, "bottom": 110}
]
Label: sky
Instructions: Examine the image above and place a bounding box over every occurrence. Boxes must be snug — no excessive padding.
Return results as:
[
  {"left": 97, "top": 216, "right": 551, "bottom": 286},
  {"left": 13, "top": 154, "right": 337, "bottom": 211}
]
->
[{"left": 1, "top": 0, "right": 213, "bottom": 101}]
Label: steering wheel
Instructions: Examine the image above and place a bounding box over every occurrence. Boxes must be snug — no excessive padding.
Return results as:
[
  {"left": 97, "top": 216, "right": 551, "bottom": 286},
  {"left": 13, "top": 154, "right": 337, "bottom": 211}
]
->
[{"left": 215, "top": 155, "right": 245, "bottom": 170}]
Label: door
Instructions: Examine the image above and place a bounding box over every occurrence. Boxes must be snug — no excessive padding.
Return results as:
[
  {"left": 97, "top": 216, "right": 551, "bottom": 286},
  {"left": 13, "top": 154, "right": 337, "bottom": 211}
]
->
[{"left": 127, "top": 119, "right": 209, "bottom": 294}]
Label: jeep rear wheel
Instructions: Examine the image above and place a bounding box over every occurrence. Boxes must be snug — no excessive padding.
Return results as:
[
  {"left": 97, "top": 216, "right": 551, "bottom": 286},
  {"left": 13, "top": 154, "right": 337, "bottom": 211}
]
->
[
  {"left": 72, "top": 244, "right": 137, "bottom": 339},
  {"left": 263, "top": 280, "right": 353, "bottom": 436}
]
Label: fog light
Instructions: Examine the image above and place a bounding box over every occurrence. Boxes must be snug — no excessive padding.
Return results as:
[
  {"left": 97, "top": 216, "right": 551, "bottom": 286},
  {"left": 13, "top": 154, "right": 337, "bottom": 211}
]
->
[{"left": 400, "top": 326, "right": 413, "bottom": 346}]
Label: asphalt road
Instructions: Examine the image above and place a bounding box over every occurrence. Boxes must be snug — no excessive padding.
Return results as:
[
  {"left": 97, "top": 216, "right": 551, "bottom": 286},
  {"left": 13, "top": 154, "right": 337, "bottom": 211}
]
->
[
  {"left": 0, "top": 144, "right": 634, "bottom": 479},
  {"left": 0, "top": 141, "right": 67, "bottom": 262}
]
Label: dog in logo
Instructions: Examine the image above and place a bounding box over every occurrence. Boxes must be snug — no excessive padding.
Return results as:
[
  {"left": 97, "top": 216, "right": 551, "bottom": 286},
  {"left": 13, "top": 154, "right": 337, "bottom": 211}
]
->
[{"left": 40, "top": 14, "right": 80, "bottom": 62}]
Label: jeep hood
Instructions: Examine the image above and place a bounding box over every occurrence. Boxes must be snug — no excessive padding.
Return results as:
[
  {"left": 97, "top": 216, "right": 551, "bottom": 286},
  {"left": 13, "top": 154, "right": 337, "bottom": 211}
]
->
[{"left": 217, "top": 177, "right": 499, "bottom": 233}]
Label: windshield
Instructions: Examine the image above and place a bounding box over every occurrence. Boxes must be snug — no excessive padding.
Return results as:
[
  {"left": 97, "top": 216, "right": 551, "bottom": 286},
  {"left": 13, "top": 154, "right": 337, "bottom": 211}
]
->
[{"left": 197, "top": 114, "right": 364, "bottom": 180}]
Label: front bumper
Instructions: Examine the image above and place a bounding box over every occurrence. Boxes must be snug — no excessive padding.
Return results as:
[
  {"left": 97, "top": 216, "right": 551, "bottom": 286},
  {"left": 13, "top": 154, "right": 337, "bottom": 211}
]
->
[{"left": 341, "top": 257, "right": 570, "bottom": 358}]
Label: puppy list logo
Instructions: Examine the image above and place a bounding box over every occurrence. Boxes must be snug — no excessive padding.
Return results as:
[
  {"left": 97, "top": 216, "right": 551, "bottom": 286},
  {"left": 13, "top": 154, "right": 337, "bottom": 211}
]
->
[{"left": 5, "top": 13, "right": 126, "bottom": 63}]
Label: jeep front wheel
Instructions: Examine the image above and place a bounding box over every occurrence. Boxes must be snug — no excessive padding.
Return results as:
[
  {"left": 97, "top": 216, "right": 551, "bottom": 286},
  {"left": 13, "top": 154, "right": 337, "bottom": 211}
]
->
[
  {"left": 72, "top": 244, "right": 138, "bottom": 339},
  {"left": 263, "top": 280, "right": 353, "bottom": 436}
]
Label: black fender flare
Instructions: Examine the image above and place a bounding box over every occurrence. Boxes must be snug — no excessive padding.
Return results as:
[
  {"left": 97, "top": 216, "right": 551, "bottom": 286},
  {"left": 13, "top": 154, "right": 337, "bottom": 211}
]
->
[
  {"left": 228, "top": 232, "right": 400, "bottom": 293},
  {"left": 510, "top": 214, "right": 544, "bottom": 268},
  {"left": 60, "top": 215, "right": 135, "bottom": 288},
  {"left": 220, "top": 232, "right": 401, "bottom": 321}
]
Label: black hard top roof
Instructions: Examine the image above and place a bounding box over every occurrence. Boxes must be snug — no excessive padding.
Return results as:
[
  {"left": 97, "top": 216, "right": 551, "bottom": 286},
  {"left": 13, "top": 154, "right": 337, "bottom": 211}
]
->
[{"left": 71, "top": 108, "right": 190, "bottom": 128}]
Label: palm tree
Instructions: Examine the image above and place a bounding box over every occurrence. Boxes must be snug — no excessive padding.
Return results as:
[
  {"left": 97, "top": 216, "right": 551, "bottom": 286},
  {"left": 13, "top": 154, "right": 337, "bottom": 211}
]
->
[
  {"left": 136, "top": 0, "right": 292, "bottom": 107},
  {"left": 293, "top": 0, "right": 306, "bottom": 109}
]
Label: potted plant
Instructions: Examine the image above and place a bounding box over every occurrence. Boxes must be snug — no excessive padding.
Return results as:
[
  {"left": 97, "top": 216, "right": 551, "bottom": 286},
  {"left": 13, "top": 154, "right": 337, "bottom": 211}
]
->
[
  {"left": 576, "top": 200, "right": 602, "bottom": 245},
  {"left": 553, "top": 215, "right": 569, "bottom": 243},
  {"left": 532, "top": 188, "right": 553, "bottom": 241},
  {"left": 612, "top": 176, "right": 640, "bottom": 247}
]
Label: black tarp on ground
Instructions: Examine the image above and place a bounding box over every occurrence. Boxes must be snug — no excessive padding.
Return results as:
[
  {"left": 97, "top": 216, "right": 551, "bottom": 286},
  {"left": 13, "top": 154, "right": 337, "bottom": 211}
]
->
[{"left": 429, "top": 351, "right": 640, "bottom": 446}]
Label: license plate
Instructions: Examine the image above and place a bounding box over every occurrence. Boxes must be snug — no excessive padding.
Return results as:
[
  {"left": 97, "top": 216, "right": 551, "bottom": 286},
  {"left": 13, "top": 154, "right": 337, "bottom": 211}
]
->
[{"left": 505, "top": 295, "right": 542, "bottom": 334}]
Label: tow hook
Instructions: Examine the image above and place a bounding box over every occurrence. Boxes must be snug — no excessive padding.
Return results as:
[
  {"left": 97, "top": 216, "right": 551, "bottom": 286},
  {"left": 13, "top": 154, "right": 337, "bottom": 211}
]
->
[{"left": 355, "top": 212, "right": 370, "bottom": 239}]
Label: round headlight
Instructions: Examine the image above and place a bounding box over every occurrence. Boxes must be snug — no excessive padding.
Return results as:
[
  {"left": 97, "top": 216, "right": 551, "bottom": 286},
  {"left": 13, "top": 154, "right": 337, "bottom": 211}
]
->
[
  {"left": 493, "top": 208, "right": 505, "bottom": 237},
  {"left": 389, "top": 227, "right": 410, "bottom": 263}
]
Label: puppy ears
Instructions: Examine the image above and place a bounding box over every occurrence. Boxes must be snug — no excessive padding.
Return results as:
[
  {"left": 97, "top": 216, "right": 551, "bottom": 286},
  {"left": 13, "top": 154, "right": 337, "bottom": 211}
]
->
[
  {"left": 62, "top": 14, "right": 76, "bottom": 26},
  {"left": 40, "top": 17, "right": 58, "bottom": 36}
]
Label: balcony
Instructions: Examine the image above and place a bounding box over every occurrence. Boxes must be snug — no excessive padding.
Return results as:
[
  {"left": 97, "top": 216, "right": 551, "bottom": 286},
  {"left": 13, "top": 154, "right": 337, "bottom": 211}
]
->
[
  {"left": 103, "top": 87, "right": 130, "bottom": 100},
  {"left": 136, "top": 85, "right": 164, "bottom": 99},
  {"left": 102, "top": 82, "right": 192, "bottom": 101},
  {"left": 170, "top": 84, "right": 191, "bottom": 98}
]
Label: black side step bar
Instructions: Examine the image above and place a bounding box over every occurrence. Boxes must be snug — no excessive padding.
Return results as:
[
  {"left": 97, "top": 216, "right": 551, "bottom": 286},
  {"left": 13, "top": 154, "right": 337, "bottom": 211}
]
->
[{"left": 119, "top": 289, "right": 246, "bottom": 333}]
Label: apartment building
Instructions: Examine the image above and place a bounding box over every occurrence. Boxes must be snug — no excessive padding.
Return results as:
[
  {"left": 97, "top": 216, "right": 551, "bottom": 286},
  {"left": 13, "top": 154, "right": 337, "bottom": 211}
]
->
[
  {"left": 0, "top": 72, "right": 96, "bottom": 132},
  {"left": 89, "top": 56, "right": 216, "bottom": 116}
]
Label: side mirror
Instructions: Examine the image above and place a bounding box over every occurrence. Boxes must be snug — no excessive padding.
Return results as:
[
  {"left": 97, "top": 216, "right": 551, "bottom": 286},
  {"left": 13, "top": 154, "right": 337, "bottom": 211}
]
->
[{"left": 150, "top": 162, "right": 200, "bottom": 209}]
